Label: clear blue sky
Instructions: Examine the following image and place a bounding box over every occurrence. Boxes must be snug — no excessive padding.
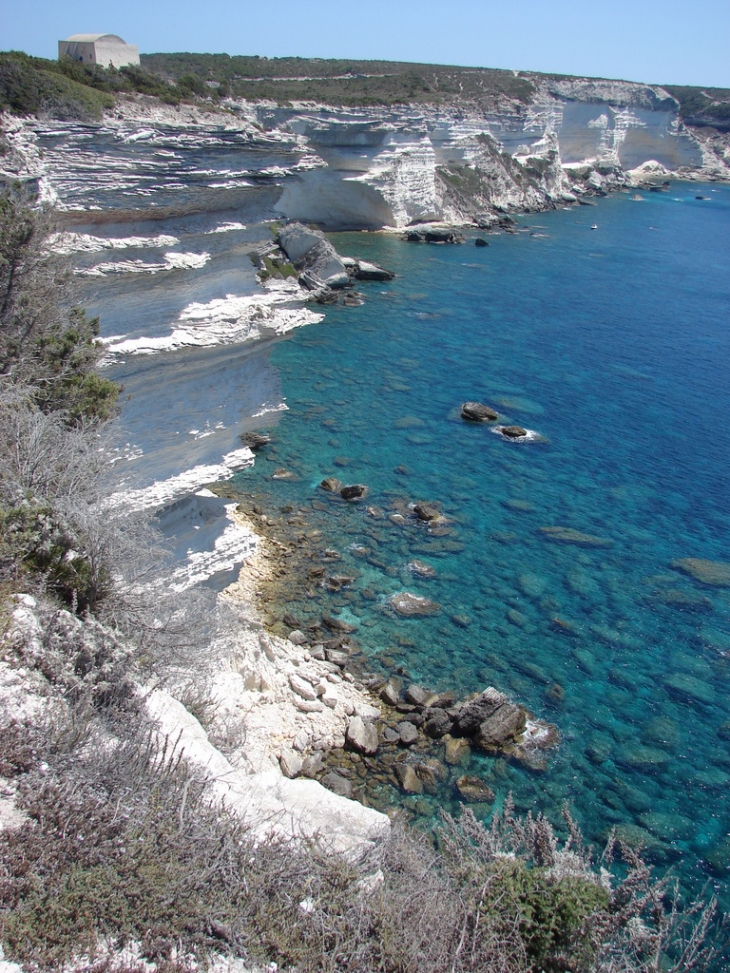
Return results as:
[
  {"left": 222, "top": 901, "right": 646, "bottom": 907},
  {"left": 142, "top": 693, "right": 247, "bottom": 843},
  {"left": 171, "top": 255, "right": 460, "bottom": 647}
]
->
[{"left": 3, "top": 0, "right": 728, "bottom": 89}]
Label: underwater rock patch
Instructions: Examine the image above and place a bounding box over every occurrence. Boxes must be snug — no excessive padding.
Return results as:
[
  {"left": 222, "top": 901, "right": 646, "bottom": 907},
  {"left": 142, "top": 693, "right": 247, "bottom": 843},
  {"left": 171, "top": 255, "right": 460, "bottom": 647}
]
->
[
  {"left": 540, "top": 526, "right": 613, "bottom": 548},
  {"left": 671, "top": 557, "right": 730, "bottom": 587}
]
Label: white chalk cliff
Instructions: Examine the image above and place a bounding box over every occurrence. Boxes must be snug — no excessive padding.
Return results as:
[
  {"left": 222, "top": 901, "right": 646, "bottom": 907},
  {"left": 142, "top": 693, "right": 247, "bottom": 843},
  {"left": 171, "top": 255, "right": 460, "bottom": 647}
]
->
[{"left": 3, "top": 74, "right": 725, "bottom": 232}]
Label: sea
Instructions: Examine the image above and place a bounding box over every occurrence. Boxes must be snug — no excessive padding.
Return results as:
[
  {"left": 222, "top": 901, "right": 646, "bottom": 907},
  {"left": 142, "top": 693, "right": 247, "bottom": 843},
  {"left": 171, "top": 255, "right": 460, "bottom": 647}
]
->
[
  {"left": 72, "top": 168, "right": 730, "bottom": 910},
  {"left": 229, "top": 186, "right": 730, "bottom": 908}
]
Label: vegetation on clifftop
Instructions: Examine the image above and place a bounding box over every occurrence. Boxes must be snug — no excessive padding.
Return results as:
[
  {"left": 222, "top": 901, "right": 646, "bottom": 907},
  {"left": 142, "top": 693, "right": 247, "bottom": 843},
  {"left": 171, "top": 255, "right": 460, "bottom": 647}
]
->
[{"left": 2, "top": 48, "right": 730, "bottom": 124}]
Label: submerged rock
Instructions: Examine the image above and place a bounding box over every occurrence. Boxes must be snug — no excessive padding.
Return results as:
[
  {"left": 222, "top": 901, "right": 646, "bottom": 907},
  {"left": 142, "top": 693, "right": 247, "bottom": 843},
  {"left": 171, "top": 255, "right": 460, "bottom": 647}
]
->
[
  {"left": 444, "top": 737, "right": 471, "bottom": 766},
  {"left": 455, "top": 775, "right": 495, "bottom": 803},
  {"left": 321, "top": 770, "right": 354, "bottom": 799},
  {"left": 407, "top": 559, "right": 437, "bottom": 579},
  {"left": 540, "top": 526, "right": 613, "bottom": 548},
  {"left": 389, "top": 592, "right": 441, "bottom": 616},
  {"left": 413, "top": 502, "right": 445, "bottom": 523},
  {"left": 671, "top": 557, "right": 730, "bottom": 587},
  {"left": 395, "top": 763, "right": 423, "bottom": 794}
]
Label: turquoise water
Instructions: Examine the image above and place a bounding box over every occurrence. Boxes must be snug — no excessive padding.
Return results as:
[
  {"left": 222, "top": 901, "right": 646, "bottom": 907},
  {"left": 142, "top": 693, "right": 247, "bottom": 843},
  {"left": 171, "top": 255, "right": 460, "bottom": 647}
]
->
[{"left": 234, "top": 186, "right": 730, "bottom": 903}]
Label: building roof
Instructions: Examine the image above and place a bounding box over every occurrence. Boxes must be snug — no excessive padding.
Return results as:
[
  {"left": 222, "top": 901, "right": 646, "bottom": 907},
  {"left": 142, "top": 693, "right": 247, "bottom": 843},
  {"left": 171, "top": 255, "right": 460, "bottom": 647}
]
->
[{"left": 64, "top": 33, "right": 128, "bottom": 44}]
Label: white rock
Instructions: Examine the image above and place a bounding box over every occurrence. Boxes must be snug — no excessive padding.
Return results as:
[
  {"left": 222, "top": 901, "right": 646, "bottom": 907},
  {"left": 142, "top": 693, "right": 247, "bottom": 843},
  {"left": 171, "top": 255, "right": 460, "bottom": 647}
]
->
[
  {"left": 290, "top": 673, "right": 318, "bottom": 701},
  {"left": 280, "top": 750, "right": 303, "bottom": 779},
  {"left": 293, "top": 729, "right": 310, "bottom": 752},
  {"left": 354, "top": 702, "right": 381, "bottom": 722}
]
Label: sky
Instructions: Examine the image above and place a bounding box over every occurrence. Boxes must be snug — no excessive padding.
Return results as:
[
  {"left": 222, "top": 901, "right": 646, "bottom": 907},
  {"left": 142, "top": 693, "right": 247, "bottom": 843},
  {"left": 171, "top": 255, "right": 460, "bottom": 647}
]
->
[{"left": 3, "top": 0, "right": 728, "bottom": 89}]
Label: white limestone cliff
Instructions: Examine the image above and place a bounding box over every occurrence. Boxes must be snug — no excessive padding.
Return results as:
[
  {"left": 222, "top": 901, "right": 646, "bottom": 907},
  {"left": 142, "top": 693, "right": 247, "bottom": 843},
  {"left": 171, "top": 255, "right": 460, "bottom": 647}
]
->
[{"left": 4, "top": 73, "right": 724, "bottom": 234}]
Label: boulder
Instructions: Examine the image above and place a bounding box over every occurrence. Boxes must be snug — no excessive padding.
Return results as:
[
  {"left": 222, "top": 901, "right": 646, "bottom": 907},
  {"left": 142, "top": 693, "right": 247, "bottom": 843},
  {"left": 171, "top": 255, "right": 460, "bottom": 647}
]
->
[
  {"left": 404, "top": 226, "right": 464, "bottom": 244},
  {"left": 340, "top": 484, "right": 368, "bottom": 501},
  {"left": 325, "top": 647, "right": 350, "bottom": 667},
  {"left": 380, "top": 681, "right": 401, "bottom": 706},
  {"left": 240, "top": 431, "right": 271, "bottom": 449},
  {"left": 321, "top": 771, "right": 354, "bottom": 800},
  {"left": 425, "top": 227, "right": 464, "bottom": 244},
  {"left": 453, "top": 688, "right": 506, "bottom": 736},
  {"left": 397, "top": 721, "right": 419, "bottom": 746},
  {"left": 413, "top": 503, "right": 443, "bottom": 522},
  {"left": 500, "top": 425, "right": 528, "bottom": 439},
  {"left": 389, "top": 592, "right": 441, "bottom": 616},
  {"left": 395, "top": 764, "right": 423, "bottom": 794},
  {"left": 474, "top": 703, "right": 527, "bottom": 750},
  {"left": 288, "top": 630, "right": 309, "bottom": 646},
  {"left": 346, "top": 716, "right": 379, "bottom": 756},
  {"left": 444, "top": 737, "right": 471, "bottom": 766},
  {"left": 423, "top": 708, "right": 453, "bottom": 738},
  {"left": 408, "top": 559, "right": 437, "bottom": 579},
  {"left": 352, "top": 259, "right": 395, "bottom": 281},
  {"left": 279, "top": 750, "right": 303, "bottom": 779},
  {"left": 461, "top": 401, "right": 498, "bottom": 422},
  {"left": 405, "top": 684, "right": 434, "bottom": 707},
  {"left": 474, "top": 238, "right": 490, "bottom": 248},
  {"left": 455, "top": 775, "right": 495, "bottom": 803},
  {"left": 277, "top": 223, "right": 350, "bottom": 289},
  {"left": 289, "top": 673, "right": 318, "bottom": 701},
  {"left": 320, "top": 477, "right": 343, "bottom": 492}
]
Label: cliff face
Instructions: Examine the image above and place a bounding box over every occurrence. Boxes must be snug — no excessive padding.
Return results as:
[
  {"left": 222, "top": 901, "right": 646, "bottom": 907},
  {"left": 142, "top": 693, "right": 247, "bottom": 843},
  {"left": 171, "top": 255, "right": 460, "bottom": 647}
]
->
[{"left": 3, "top": 74, "right": 724, "bottom": 231}]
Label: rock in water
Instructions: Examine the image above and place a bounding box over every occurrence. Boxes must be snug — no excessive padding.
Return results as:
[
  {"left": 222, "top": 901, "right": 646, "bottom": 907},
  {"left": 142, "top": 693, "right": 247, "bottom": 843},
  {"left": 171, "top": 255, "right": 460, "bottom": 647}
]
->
[
  {"left": 340, "top": 484, "right": 368, "bottom": 501},
  {"left": 346, "top": 716, "right": 379, "bottom": 755},
  {"left": 320, "top": 476, "right": 343, "bottom": 492},
  {"left": 321, "top": 771, "right": 354, "bottom": 799},
  {"left": 389, "top": 592, "right": 441, "bottom": 616},
  {"left": 352, "top": 259, "right": 395, "bottom": 281},
  {"left": 540, "top": 526, "right": 613, "bottom": 548},
  {"left": 240, "top": 431, "right": 271, "bottom": 449},
  {"left": 461, "top": 401, "right": 499, "bottom": 422},
  {"left": 500, "top": 425, "right": 528, "bottom": 439},
  {"left": 455, "top": 775, "right": 495, "bottom": 803},
  {"left": 453, "top": 687, "right": 506, "bottom": 736},
  {"left": 277, "top": 223, "right": 350, "bottom": 289},
  {"left": 474, "top": 703, "right": 527, "bottom": 749},
  {"left": 395, "top": 764, "right": 424, "bottom": 794},
  {"left": 671, "top": 557, "right": 730, "bottom": 587},
  {"left": 423, "top": 708, "right": 453, "bottom": 738}
]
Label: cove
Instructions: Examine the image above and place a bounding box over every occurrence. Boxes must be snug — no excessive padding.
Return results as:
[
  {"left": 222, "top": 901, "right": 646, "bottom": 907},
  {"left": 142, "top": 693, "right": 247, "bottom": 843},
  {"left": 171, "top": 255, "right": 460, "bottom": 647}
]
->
[{"left": 231, "top": 185, "right": 730, "bottom": 906}]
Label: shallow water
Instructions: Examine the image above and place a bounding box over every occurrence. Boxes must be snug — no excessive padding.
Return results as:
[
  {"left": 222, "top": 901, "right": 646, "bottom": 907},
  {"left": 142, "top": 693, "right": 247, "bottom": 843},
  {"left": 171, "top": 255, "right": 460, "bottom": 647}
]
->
[{"left": 232, "top": 186, "right": 730, "bottom": 904}]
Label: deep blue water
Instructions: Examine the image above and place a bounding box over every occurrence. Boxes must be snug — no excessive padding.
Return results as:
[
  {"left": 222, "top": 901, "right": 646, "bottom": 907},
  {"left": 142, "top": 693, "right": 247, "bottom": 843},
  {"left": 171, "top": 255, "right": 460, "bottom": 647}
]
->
[{"left": 234, "top": 186, "right": 730, "bottom": 904}]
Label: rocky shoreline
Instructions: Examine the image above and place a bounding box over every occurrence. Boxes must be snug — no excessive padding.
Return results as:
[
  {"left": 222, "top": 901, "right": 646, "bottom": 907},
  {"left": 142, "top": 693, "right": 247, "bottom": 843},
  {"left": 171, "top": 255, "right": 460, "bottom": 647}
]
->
[{"left": 215, "top": 484, "right": 559, "bottom": 824}]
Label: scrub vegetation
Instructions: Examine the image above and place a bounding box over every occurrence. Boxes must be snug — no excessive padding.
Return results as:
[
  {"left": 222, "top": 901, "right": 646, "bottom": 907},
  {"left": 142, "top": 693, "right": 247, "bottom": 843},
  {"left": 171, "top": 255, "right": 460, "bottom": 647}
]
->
[{"left": 2, "top": 48, "right": 728, "bottom": 123}]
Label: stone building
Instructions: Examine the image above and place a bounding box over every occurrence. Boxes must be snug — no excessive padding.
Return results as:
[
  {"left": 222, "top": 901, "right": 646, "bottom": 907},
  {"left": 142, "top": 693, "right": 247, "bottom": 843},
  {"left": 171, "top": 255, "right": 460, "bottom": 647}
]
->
[{"left": 58, "top": 34, "right": 140, "bottom": 69}]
